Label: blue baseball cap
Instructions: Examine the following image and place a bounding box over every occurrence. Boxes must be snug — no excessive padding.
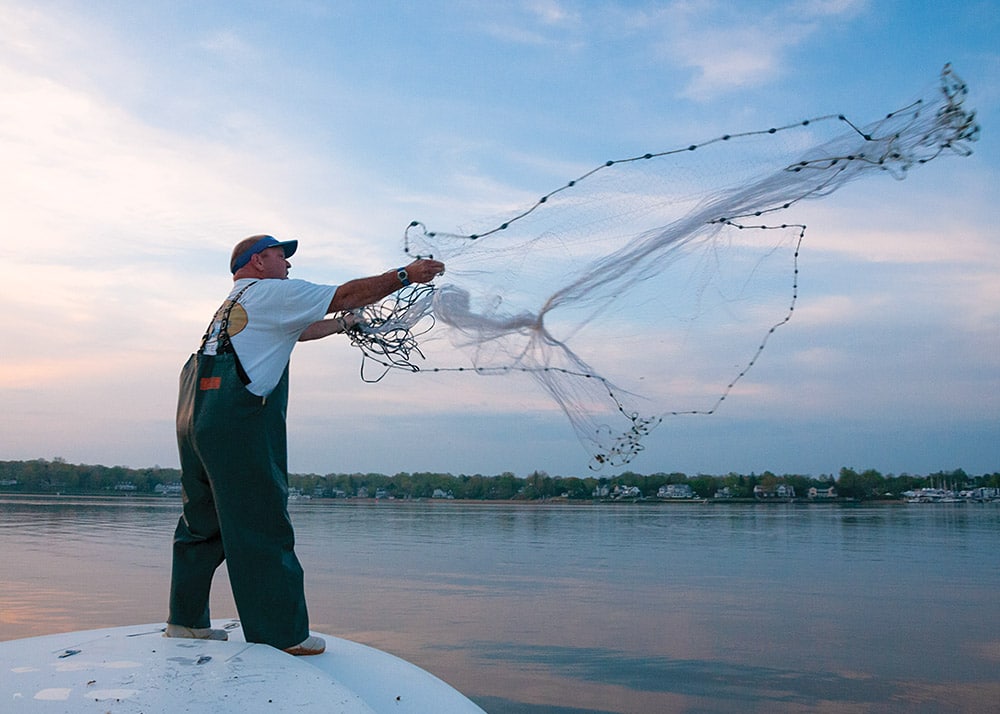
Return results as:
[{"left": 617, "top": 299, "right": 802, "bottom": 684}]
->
[{"left": 230, "top": 235, "right": 298, "bottom": 274}]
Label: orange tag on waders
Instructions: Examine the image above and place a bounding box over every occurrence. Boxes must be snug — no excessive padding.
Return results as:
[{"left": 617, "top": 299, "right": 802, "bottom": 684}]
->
[{"left": 199, "top": 377, "right": 222, "bottom": 391}]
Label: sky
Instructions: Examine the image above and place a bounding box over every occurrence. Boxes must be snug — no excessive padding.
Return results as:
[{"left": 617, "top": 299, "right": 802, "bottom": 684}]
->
[{"left": 1, "top": 0, "right": 997, "bottom": 479}]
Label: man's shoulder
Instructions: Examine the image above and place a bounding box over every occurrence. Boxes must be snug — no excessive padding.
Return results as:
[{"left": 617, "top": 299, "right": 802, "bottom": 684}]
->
[
  {"left": 280, "top": 278, "right": 338, "bottom": 299},
  {"left": 239, "top": 278, "right": 337, "bottom": 311},
  {"left": 237, "top": 277, "right": 330, "bottom": 294}
]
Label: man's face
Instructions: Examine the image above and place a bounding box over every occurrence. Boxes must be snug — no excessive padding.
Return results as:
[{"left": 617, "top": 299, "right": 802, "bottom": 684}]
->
[{"left": 257, "top": 246, "right": 290, "bottom": 279}]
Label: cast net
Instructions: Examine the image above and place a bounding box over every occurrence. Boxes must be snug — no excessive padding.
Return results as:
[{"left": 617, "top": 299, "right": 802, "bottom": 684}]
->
[{"left": 345, "top": 65, "right": 979, "bottom": 469}]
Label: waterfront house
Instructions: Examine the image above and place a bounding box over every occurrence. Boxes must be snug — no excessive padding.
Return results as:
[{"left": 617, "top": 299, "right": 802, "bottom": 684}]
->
[
  {"left": 657, "top": 484, "right": 694, "bottom": 499},
  {"left": 612, "top": 485, "right": 642, "bottom": 500},
  {"left": 808, "top": 486, "right": 837, "bottom": 500},
  {"left": 754, "top": 484, "right": 796, "bottom": 500}
]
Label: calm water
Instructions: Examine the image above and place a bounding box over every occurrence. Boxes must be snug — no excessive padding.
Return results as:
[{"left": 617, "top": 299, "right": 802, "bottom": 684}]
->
[{"left": 1, "top": 495, "right": 998, "bottom": 713}]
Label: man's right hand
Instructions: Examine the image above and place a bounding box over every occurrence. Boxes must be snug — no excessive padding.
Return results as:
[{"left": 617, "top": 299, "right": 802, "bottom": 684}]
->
[{"left": 404, "top": 258, "right": 445, "bottom": 284}]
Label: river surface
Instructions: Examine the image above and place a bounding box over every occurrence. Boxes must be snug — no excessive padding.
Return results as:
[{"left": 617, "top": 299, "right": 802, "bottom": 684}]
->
[{"left": 1, "top": 495, "right": 998, "bottom": 713}]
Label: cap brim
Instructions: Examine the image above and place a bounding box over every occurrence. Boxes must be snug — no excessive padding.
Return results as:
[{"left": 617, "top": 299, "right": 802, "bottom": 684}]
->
[{"left": 275, "top": 239, "right": 298, "bottom": 259}]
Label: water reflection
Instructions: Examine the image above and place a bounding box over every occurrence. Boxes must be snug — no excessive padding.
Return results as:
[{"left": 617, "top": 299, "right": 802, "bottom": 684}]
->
[{"left": 2, "top": 496, "right": 999, "bottom": 713}]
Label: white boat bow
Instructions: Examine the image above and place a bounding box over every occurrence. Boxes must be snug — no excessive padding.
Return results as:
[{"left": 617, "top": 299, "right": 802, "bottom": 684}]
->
[{"left": 0, "top": 620, "right": 486, "bottom": 713}]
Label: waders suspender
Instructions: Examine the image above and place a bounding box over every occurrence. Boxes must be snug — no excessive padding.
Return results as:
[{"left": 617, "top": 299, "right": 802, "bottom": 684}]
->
[{"left": 199, "top": 280, "right": 258, "bottom": 384}]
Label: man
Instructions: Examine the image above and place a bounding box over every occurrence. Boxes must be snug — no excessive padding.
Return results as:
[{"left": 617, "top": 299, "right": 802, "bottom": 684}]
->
[{"left": 166, "top": 234, "right": 443, "bottom": 655}]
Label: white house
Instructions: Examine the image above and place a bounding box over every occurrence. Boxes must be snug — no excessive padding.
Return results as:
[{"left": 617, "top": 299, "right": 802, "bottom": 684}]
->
[
  {"left": 754, "top": 484, "right": 796, "bottom": 499},
  {"left": 808, "top": 486, "right": 837, "bottom": 499},
  {"left": 658, "top": 484, "right": 694, "bottom": 499},
  {"left": 612, "top": 485, "right": 642, "bottom": 500}
]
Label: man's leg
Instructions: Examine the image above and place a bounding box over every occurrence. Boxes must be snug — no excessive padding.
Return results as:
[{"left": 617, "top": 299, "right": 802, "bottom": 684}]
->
[
  {"left": 166, "top": 353, "right": 227, "bottom": 637},
  {"left": 167, "top": 459, "right": 225, "bottom": 630},
  {"left": 197, "top": 372, "right": 311, "bottom": 650}
]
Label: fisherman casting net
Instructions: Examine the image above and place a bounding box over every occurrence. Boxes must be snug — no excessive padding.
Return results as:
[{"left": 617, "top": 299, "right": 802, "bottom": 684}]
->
[{"left": 344, "top": 66, "right": 979, "bottom": 469}]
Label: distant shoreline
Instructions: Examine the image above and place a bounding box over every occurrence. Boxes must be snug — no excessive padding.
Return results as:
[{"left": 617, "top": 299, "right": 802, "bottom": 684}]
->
[
  {"left": 0, "top": 490, "right": 908, "bottom": 506},
  {"left": 4, "top": 458, "right": 995, "bottom": 503}
]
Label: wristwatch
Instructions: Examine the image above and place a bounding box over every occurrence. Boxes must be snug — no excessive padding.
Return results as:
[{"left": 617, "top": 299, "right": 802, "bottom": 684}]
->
[{"left": 396, "top": 267, "right": 410, "bottom": 286}]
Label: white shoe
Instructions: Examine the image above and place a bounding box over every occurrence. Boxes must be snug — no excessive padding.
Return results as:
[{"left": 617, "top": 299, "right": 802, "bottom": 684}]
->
[
  {"left": 164, "top": 624, "right": 229, "bottom": 641},
  {"left": 283, "top": 635, "right": 325, "bottom": 656}
]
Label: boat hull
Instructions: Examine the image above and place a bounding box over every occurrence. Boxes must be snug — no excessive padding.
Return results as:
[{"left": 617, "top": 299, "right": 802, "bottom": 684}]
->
[{"left": 0, "top": 620, "right": 485, "bottom": 713}]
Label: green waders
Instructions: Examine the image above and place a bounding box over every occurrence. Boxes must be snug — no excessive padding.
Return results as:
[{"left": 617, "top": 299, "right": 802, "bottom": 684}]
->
[{"left": 168, "top": 293, "right": 309, "bottom": 649}]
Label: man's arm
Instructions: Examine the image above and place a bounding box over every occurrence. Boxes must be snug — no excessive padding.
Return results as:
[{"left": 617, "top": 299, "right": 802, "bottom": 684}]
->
[
  {"left": 327, "top": 258, "right": 444, "bottom": 313},
  {"left": 298, "top": 315, "right": 353, "bottom": 342}
]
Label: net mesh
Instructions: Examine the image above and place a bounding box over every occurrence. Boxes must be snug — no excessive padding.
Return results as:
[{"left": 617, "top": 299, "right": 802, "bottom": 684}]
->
[{"left": 344, "top": 65, "right": 979, "bottom": 468}]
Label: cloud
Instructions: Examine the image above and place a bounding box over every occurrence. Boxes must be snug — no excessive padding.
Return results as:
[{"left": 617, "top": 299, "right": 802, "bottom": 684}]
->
[
  {"left": 792, "top": 0, "right": 868, "bottom": 17},
  {"left": 0, "top": 67, "right": 284, "bottom": 264},
  {"left": 524, "top": 0, "right": 581, "bottom": 27},
  {"left": 0, "top": 52, "right": 368, "bottom": 468},
  {"left": 471, "top": 1, "right": 584, "bottom": 48},
  {"left": 199, "top": 29, "right": 256, "bottom": 65},
  {"left": 643, "top": 0, "right": 870, "bottom": 99}
]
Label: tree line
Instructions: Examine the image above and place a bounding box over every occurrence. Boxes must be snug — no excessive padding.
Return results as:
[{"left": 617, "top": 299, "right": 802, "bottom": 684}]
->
[{"left": 1, "top": 458, "right": 997, "bottom": 501}]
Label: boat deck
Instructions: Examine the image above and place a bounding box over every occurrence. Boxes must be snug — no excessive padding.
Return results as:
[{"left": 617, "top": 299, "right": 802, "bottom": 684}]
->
[{"left": 1, "top": 620, "right": 485, "bottom": 713}]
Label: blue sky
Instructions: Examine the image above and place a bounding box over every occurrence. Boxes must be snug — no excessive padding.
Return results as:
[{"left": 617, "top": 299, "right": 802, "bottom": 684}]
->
[{"left": 1, "top": 0, "right": 997, "bottom": 478}]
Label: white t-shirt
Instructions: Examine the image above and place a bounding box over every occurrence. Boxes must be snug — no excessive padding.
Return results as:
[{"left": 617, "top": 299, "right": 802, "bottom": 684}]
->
[{"left": 202, "top": 278, "right": 338, "bottom": 396}]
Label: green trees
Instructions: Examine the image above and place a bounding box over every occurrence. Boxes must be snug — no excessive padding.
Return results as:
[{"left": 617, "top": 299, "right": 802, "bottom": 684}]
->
[
  {"left": 2, "top": 459, "right": 997, "bottom": 501},
  {"left": 836, "top": 467, "right": 888, "bottom": 500}
]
